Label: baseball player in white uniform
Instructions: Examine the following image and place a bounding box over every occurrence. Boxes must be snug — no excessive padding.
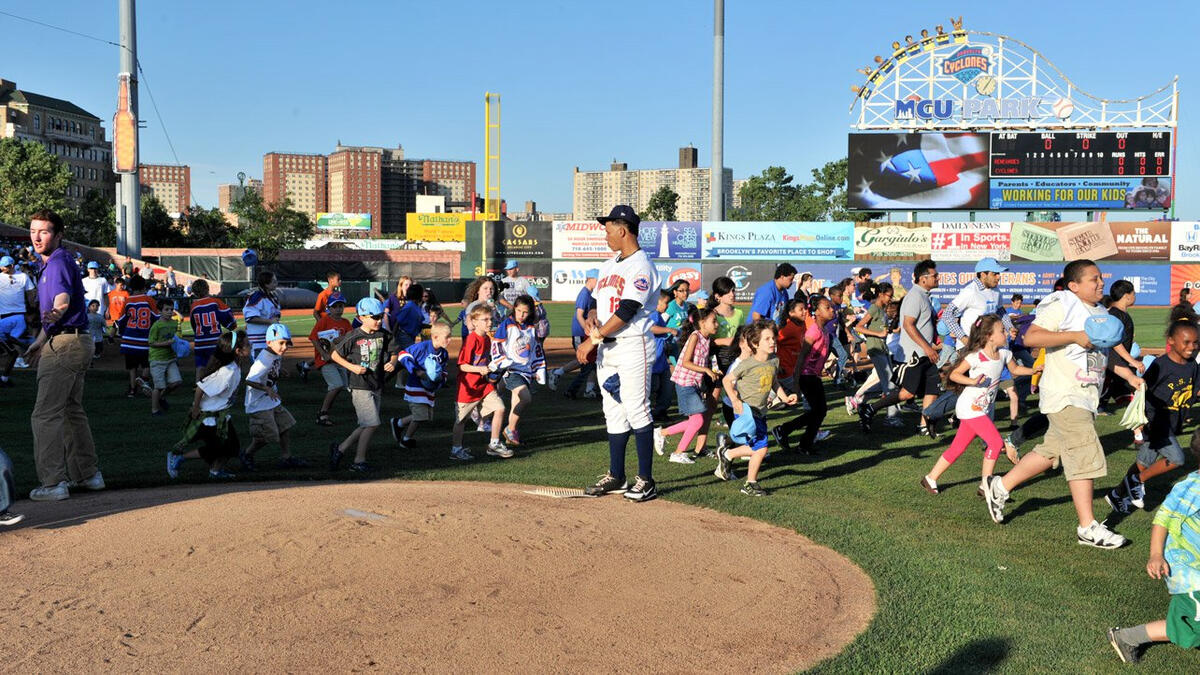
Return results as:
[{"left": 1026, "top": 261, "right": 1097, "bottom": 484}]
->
[
  {"left": 578, "top": 205, "right": 661, "bottom": 502},
  {"left": 942, "top": 257, "right": 1014, "bottom": 350}
]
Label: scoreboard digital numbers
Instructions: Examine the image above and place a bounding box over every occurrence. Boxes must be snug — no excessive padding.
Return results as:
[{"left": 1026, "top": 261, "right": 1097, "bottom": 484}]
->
[{"left": 990, "top": 131, "right": 1171, "bottom": 178}]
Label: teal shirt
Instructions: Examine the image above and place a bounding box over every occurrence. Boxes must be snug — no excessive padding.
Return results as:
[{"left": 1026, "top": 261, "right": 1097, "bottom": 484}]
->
[{"left": 1155, "top": 472, "right": 1200, "bottom": 595}]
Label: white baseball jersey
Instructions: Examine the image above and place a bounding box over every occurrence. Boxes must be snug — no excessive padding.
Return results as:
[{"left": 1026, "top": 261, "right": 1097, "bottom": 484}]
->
[
  {"left": 948, "top": 280, "right": 1002, "bottom": 346},
  {"left": 593, "top": 248, "right": 659, "bottom": 338},
  {"left": 82, "top": 276, "right": 112, "bottom": 315},
  {"left": 0, "top": 272, "right": 33, "bottom": 315}
]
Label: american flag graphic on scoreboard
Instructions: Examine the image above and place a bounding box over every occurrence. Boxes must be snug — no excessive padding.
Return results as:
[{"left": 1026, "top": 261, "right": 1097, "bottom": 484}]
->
[{"left": 848, "top": 133, "right": 990, "bottom": 210}]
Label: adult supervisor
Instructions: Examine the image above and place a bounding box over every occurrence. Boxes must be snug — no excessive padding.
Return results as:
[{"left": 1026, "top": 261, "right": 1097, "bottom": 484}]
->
[
  {"left": 941, "top": 257, "right": 1014, "bottom": 349},
  {"left": 24, "top": 210, "right": 104, "bottom": 501},
  {"left": 747, "top": 262, "right": 796, "bottom": 324},
  {"left": 498, "top": 260, "right": 530, "bottom": 314},
  {"left": 578, "top": 205, "right": 661, "bottom": 502}
]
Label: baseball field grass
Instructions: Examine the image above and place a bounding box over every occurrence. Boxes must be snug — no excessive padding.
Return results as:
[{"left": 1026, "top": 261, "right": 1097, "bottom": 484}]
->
[{"left": 1, "top": 303, "right": 1191, "bottom": 673}]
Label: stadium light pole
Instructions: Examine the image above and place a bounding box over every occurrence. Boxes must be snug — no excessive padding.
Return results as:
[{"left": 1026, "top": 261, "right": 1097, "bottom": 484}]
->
[
  {"left": 117, "top": 0, "right": 142, "bottom": 258},
  {"left": 709, "top": 0, "right": 724, "bottom": 222}
]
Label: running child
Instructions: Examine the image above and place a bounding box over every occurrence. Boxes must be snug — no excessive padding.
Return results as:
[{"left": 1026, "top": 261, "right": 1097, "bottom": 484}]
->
[
  {"left": 167, "top": 330, "right": 249, "bottom": 479},
  {"left": 1105, "top": 319, "right": 1200, "bottom": 515},
  {"left": 774, "top": 298, "right": 808, "bottom": 395},
  {"left": 847, "top": 282, "right": 903, "bottom": 428},
  {"left": 242, "top": 322, "right": 306, "bottom": 470},
  {"left": 654, "top": 306, "right": 721, "bottom": 464},
  {"left": 451, "top": 303, "right": 512, "bottom": 460},
  {"left": 920, "top": 315, "right": 1039, "bottom": 496},
  {"left": 146, "top": 301, "right": 184, "bottom": 415},
  {"left": 309, "top": 292, "right": 352, "bottom": 427},
  {"left": 1107, "top": 431, "right": 1200, "bottom": 663},
  {"left": 490, "top": 294, "right": 546, "bottom": 446},
  {"left": 187, "top": 278, "right": 237, "bottom": 370},
  {"left": 649, "top": 289, "right": 679, "bottom": 421},
  {"left": 329, "top": 298, "right": 399, "bottom": 472},
  {"left": 117, "top": 275, "right": 158, "bottom": 398},
  {"left": 242, "top": 271, "right": 282, "bottom": 359},
  {"left": 389, "top": 322, "right": 451, "bottom": 450},
  {"left": 713, "top": 319, "right": 798, "bottom": 496},
  {"left": 774, "top": 295, "right": 836, "bottom": 454},
  {"left": 86, "top": 299, "right": 104, "bottom": 360}
]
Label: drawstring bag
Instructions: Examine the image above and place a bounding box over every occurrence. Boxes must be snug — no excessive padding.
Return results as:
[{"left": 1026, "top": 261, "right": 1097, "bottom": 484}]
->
[
  {"left": 172, "top": 336, "right": 192, "bottom": 359},
  {"left": 1119, "top": 385, "right": 1148, "bottom": 430}
]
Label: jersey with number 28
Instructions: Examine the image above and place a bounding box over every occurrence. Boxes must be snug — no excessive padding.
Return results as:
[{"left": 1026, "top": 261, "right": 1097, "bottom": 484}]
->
[{"left": 593, "top": 248, "right": 659, "bottom": 338}]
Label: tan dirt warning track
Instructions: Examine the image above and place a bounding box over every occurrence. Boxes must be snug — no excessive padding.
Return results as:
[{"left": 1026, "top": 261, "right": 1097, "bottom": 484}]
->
[{"left": 0, "top": 481, "right": 875, "bottom": 672}]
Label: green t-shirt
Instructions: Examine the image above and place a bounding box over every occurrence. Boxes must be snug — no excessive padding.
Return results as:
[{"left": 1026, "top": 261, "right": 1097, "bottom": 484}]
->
[
  {"left": 729, "top": 356, "right": 778, "bottom": 411},
  {"left": 864, "top": 303, "right": 887, "bottom": 355},
  {"left": 148, "top": 318, "right": 178, "bottom": 362},
  {"left": 715, "top": 306, "right": 745, "bottom": 340}
]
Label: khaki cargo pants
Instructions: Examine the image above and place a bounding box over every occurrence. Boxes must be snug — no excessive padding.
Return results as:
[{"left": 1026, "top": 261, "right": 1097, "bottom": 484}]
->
[{"left": 31, "top": 333, "right": 98, "bottom": 487}]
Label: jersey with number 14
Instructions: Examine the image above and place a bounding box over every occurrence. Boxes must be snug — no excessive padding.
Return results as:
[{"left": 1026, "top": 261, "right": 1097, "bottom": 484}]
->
[
  {"left": 190, "top": 297, "right": 237, "bottom": 350},
  {"left": 594, "top": 248, "right": 659, "bottom": 338}
]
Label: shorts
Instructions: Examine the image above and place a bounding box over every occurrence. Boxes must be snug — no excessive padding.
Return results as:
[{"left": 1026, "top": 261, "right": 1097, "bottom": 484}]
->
[
  {"left": 999, "top": 377, "right": 1015, "bottom": 392},
  {"left": 0, "top": 314, "right": 26, "bottom": 341},
  {"left": 895, "top": 354, "right": 940, "bottom": 397},
  {"left": 1138, "top": 433, "right": 1187, "bottom": 467},
  {"left": 503, "top": 371, "right": 531, "bottom": 391},
  {"left": 248, "top": 406, "right": 296, "bottom": 444},
  {"left": 1031, "top": 406, "right": 1106, "bottom": 481},
  {"left": 750, "top": 413, "right": 769, "bottom": 451},
  {"left": 1167, "top": 591, "right": 1200, "bottom": 649},
  {"left": 456, "top": 391, "right": 504, "bottom": 422},
  {"left": 149, "top": 359, "right": 182, "bottom": 390},
  {"left": 320, "top": 363, "right": 350, "bottom": 392},
  {"left": 350, "top": 389, "right": 381, "bottom": 427},
  {"left": 407, "top": 402, "right": 433, "bottom": 422},
  {"left": 123, "top": 350, "right": 149, "bottom": 370},
  {"left": 675, "top": 383, "right": 707, "bottom": 416},
  {"left": 194, "top": 346, "right": 214, "bottom": 369}
]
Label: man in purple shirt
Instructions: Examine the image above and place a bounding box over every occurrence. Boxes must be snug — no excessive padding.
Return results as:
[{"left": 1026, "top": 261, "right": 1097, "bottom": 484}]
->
[{"left": 23, "top": 210, "right": 104, "bottom": 501}]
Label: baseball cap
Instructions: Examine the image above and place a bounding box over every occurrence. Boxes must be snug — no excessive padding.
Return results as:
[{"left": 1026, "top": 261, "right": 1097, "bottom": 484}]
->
[
  {"left": 729, "top": 407, "right": 757, "bottom": 446},
  {"left": 597, "top": 204, "right": 640, "bottom": 231},
  {"left": 504, "top": 260, "right": 519, "bottom": 271},
  {"left": 0, "top": 256, "right": 13, "bottom": 267},
  {"left": 422, "top": 354, "right": 443, "bottom": 382},
  {"left": 528, "top": 286, "right": 541, "bottom": 301},
  {"left": 86, "top": 261, "right": 100, "bottom": 269},
  {"left": 975, "top": 257, "right": 1008, "bottom": 274},
  {"left": 265, "top": 323, "right": 292, "bottom": 343},
  {"left": 585, "top": 268, "right": 599, "bottom": 280},
  {"left": 1084, "top": 313, "right": 1124, "bottom": 349},
  {"left": 327, "top": 292, "right": 347, "bottom": 306},
  {"left": 356, "top": 297, "right": 384, "bottom": 317}
]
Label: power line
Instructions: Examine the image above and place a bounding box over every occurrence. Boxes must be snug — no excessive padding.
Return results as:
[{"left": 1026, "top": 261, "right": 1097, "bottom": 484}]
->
[{"left": 0, "top": 9, "right": 122, "bottom": 49}]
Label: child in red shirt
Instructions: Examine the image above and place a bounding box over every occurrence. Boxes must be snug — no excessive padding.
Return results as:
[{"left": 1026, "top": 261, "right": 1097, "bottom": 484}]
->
[
  {"left": 774, "top": 299, "right": 809, "bottom": 393},
  {"left": 452, "top": 304, "right": 512, "bottom": 460},
  {"left": 309, "top": 293, "right": 353, "bottom": 426}
]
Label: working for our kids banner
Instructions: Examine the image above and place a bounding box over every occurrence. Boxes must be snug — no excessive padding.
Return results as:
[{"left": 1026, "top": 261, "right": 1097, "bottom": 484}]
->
[{"left": 701, "top": 222, "right": 853, "bottom": 260}]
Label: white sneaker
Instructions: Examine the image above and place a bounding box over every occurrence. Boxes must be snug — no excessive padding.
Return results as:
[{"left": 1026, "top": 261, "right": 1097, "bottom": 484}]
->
[
  {"left": 136, "top": 377, "right": 152, "bottom": 397},
  {"left": 668, "top": 452, "right": 695, "bottom": 464},
  {"left": 653, "top": 427, "right": 666, "bottom": 455},
  {"left": 449, "top": 446, "right": 474, "bottom": 461},
  {"left": 548, "top": 368, "right": 562, "bottom": 391},
  {"left": 984, "top": 475, "right": 1008, "bottom": 524},
  {"left": 70, "top": 471, "right": 105, "bottom": 491},
  {"left": 486, "top": 440, "right": 514, "bottom": 459},
  {"left": 844, "top": 395, "right": 859, "bottom": 415},
  {"left": 30, "top": 481, "right": 69, "bottom": 501},
  {"left": 13, "top": 356, "right": 29, "bottom": 369},
  {"left": 476, "top": 421, "right": 492, "bottom": 433},
  {"left": 814, "top": 430, "right": 832, "bottom": 442},
  {"left": 1077, "top": 520, "right": 1128, "bottom": 549}
]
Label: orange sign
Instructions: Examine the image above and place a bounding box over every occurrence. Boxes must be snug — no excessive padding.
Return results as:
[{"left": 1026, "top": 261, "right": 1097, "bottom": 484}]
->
[{"left": 112, "top": 73, "right": 137, "bottom": 174}]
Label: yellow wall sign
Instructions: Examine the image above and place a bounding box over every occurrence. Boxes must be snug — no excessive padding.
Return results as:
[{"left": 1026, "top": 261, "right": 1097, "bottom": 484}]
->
[{"left": 406, "top": 213, "right": 468, "bottom": 242}]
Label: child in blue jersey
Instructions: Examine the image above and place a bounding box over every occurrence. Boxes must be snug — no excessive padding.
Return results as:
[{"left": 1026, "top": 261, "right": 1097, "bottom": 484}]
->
[
  {"left": 388, "top": 322, "right": 451, "bottom": 450},
  {"left": 650, "top": 289, "right": 678, "bottom": 421},
  {"left": 187, "top": 279, "right": 237, "bottom": 369},
  {"left": 490, "top": 294, "right": 546, "bottom": 446}
]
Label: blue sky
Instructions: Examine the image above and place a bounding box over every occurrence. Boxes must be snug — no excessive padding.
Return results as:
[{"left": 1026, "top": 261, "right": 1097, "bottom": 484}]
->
[{"left": 3, "top": 0, "right": 1197, "bottom": 217}]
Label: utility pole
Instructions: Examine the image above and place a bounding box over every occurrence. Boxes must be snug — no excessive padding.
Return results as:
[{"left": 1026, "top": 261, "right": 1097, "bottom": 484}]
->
[
  {"left": 709, "top": 0, "right": 724, "bottom": 222},
  {"left": 117, "top": 0, "right": 142, "bottom": 257}
]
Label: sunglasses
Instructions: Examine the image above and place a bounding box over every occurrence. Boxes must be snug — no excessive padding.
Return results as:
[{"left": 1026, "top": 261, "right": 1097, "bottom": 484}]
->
[{"left": 367, "top": 313, "right": 384, "bottom": 321}]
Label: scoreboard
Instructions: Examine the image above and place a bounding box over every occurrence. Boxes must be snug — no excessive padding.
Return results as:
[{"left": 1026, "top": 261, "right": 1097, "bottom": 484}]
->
[{"left": 990, "top": 131, "right": 1171, "bottom": 178}]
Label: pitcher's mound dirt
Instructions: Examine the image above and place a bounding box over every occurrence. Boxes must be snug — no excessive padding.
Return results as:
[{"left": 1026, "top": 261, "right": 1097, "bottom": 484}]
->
[{"left": 0, "top": 481, "right": 875, "bottom": 672}]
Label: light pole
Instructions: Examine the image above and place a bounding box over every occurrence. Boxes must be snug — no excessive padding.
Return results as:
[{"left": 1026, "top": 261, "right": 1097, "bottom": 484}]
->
[{"left": 709, "top": 0, "right": 724, "bottom": 222}]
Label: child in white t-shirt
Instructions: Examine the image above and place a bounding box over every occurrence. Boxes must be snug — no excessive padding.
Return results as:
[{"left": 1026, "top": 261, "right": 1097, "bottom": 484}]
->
[{"left": 167, "top": 331, "right": 249, "bottom": 479}]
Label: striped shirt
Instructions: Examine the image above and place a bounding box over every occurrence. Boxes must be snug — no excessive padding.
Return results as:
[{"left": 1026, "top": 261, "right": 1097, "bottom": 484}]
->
[
  {"left": 117, "top": 294, "right": 160, "bottom": 353},
  {"left": 189, "top": 297, "right": 237, "bottom": 350},
  {"left": 672, "top": 332, "right": 712, "bottom": 387},
  {"left": 243, "top": 290, "right": 280, "bottom": 349},
  {"left": 397, "top": 339, "right": 448, "bottom": 406}
]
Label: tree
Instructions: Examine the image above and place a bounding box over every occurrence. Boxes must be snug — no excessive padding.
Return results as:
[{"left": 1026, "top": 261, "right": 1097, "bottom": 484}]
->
[
  {"left": 230, "top": 189, "right": 314, "bottom": 262},
  {"left": 643, "top": 185, "right": 679, "bottom": 221},
  {"left": 68, "top": 189, "right": 117, "bottom": 247},
  {"left": 141, "top": 194, "right": 189, "bottom": 247},
  {"left": 180, "top": 206, "right": 233, "bottom": 247},
  {"left": 728, "top": 166, "right": 801, "bottom": 221},
  {"left": 730, "top": 160, "right": 883, "bottom": 222},
  {"left": 0, "top": 138, "right": 71, "bottom": 225}
]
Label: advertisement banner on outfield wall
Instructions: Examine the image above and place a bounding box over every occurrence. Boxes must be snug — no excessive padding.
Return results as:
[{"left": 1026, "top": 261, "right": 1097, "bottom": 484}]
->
[
  {"left": 406, "top": 213, "right": 468, "bottom": 241},
  {"left": 701, "top": 262, "right": 778, "bottom": 303},
  {"left": 490, "top": 221, "right": 552, "bottom": 260},
  {"left": 1172, "top": 265, "right": 1200, "bottom": 305},
  {"left": 853, "top": 223, "right": 932, "bottom": 261},
  {"left": 551, "top": 261, "right": 596, "bottom": 302},
  {"left": 989, "top": 177, "right": 1172, "bottom": 210},
  {"left": 1009, "top": 221, "right": 1170, "bottom": 262},
  {"left": 640, "top": 222, "right": 702, "bottom": 260},
  {"left": 701, "top": 222, "right": 853, "bottom": 260},
  {"left": 931, "top": 222, "right": 1011, "bottom": 261},
  {"left": 1171, "top": 222, "right": 1200, "bottom": 262},
  {"left": 551, "top": 221, "right": 610, "bottom": 259}
]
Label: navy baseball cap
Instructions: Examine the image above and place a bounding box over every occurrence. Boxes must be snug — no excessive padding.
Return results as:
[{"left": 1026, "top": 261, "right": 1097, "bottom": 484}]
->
[
  {"left": 598, "top": 204, "right": 640, "bottom": 231},
  {"left": 975, "top": 257, "right": 1007, "bottom": 274},
  {"left": 327, "top": 292, "right": 347, "bottom": 306}
]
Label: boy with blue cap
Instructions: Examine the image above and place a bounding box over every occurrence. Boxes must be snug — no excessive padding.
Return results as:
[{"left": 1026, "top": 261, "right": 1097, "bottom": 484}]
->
[
  {"left": 242, "top": 322, "right": 307, "bottom": 470},
  {"left": 983, "top": 259, "right": 1144, "bottom": 548},
  {"left": 0, "top": 254, "right": 35, "bottom": 386},
  {"left": 329, "top": 297, "right": 400, "bottom": 472},
  {"left": 388, "top": 320, "right": 451, "bottom": 450}
]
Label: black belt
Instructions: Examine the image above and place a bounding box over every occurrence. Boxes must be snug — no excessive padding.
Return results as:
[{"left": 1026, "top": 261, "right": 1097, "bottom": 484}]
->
[
  {"left": 52, "top": 327, "right": 87, "bottom": 335},
  {"left": 602, "top": 337, "right": 616, "bottom": 344},
  {"left": 0, "top": 311, "right": 21, "bottom": 319}
]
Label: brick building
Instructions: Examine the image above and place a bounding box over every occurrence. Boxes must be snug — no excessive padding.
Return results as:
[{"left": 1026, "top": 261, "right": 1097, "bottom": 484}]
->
[
  {"left": 263, "top": 152, "right": 327, "bottom": 220},
  {"left": 328, "top": 144, "right": 382, "bottom": 235},
  {"left": 139, "top": 163, "right": 190, "bottom": 215}
]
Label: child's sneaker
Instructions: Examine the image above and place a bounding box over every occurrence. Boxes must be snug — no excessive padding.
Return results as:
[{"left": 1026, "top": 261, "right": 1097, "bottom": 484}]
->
[
  {"left": 1077, "top": 520, "right": 1127, "bottom": 549},
  {"left": 770, "top": 426, "right": 792, "bottom": 453},
  {"left": 389, "top": 416, "right": 403, "bottom": 443},
  {"left": 882, "top": 417, "right": 905, "bottom": 429},
  {"left": 584, "top": 472, "right": 627, "bottom": 496},
  {"left": 328, "top": 442, "right": 345, "bottom": 471},
  {"left": 349, "top": 462, "right": 375, "bottom": 473},
  {"left": 1104, "top": 490, "right": 1132, "bottom": 515},
  {"left": 740, "top": 481, "right": 768, "bottom": 497},
  {"left": 668, "top": 452, "right": 695, "bottom": 464},
  {"left": 486, "top": 440, "right": 514, "bottom": 459},
  {"left": 844, "top": 395, "right": 859, "bottom": 415},
  {"left": 450, "top": 446, "right": 474, "bottom": 461},
  {"left": 136, "top": 377, "right": 152, "bottom": 397},
  {"left": 920, "top": 476, "right": 939, "bottom": 494},
  {"left": 814, "top": 429, "right": 833, "bottom": 442},
  {"left": 857, "top": 402, "right": 876, "bottom": 431},
  {"left": 653, "top": 427, "right": 666, "bottom": 455},
  {"left": 623, "top": 476, "right": 657, "bottom": 502},
  {"left": 0, "top": 510, "right": 26, "bottom": 526},
  {"left": 166, "top": 451, "right": 184, "bottom": 479},
  {"left": 548, "top": 368, "right": 562, "bottom": 391},
  {"left": 714, "top": 448, "right": 733, "bottom": 481},
  {"left": 1106, "top": 627, "right": 1142, "bottom": 664},
  {"left": 208, "top": 469, "right": 235, "bottom": 479},
  {"left": 476, "top": 420, "right": 491, "bottom": 433},
  {"left": 1126, "top": 471, "right": 1146, "bottom": 509},
  {"left": 503, "top": 427, "right": 520, "bottom": 446},
  {"left": 984, "top": 475, "right": 1008, "bottom": 523},
  {"left": 315, "top": 411, "right": 333, "bottom": 427}
]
